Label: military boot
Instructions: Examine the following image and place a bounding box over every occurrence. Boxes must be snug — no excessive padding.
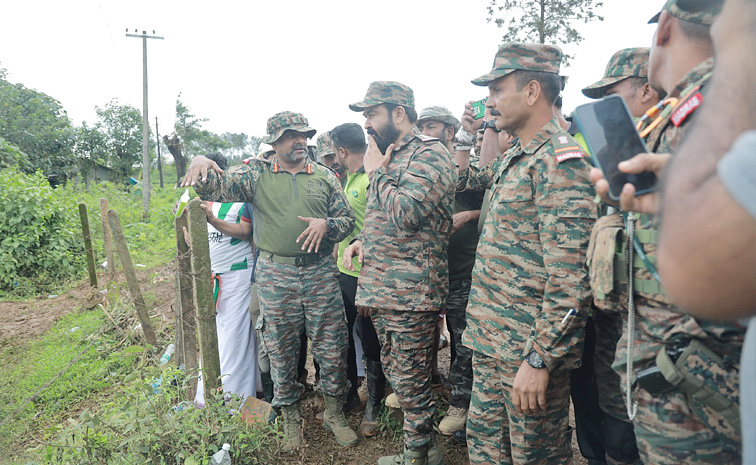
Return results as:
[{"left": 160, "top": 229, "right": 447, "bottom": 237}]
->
[
  {"left": 322, "top": 395, "right": 359, "bottom": 447},
  {"left": 360, "top": 360, "right": 386, "bottom": 436},
  {"left": 377, "top": 443, "right": 444, "bottom": 465},
  {"left": 280, "top": 402, "right": 303, "bottom": 452},
  {"left": 260, "top": 371, "right": 278, "bottom": 423}
]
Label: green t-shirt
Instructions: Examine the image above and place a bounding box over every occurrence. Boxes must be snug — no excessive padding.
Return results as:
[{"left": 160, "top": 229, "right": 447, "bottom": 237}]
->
[
  {"left": 448, "top": 191, "right": 483, "bottom": 281},
  {"left": 338, "top": 168, "right": 369, "bottom": 277}
]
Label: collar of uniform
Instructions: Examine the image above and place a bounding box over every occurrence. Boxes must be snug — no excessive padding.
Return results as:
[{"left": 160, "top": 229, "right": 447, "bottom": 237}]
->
[
  {"left": 670, "top": 57, "right": 715, "bottom": 99},
  {"left": 391, "top": 129, "right": 418, "bottom": 155},
  {"left": 521, "top": 118, "right": 562, "bottom": 155},
  {"left": 270, "top": 160, "right": 316, "bottom": 174}
]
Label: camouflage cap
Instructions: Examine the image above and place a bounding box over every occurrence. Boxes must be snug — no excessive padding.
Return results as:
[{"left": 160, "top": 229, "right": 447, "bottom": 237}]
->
[
  {"left": 582, "top": 48, "right": 650, "bottom": 99},
  {"left": 472, "top": 43, "right": 562, "bottom": 87},
  {"left": 315, "top": 131, "right": 335, "bottom": 161},
  {"left": 262, "top": 111, "right": 317, "bottom": 144},
  {"left": 417, "top": 106, "right": 462, "bottom": 133},
  {"left": 349, "top": 81, "right": 415, "bottom": 112},
  {"left": 648, "top": 0, "right": 723, "bottom": 25}
]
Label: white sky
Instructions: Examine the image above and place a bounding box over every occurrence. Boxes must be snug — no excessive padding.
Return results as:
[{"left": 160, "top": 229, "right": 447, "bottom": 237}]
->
[{"left": 1, "top": 0, "right": 663, "bottom": 142}]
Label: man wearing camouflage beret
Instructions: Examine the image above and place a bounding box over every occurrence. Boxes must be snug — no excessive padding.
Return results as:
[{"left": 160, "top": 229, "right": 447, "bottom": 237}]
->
[
  {"left": 458, "top": 43, "right": 596, "bottom": 464},
  {"left": 343, "top": 82, "right": 456, "bottom": 465},
  {"left": 417, "top": 105, "right": 482, "bottom": 438},
  {"left": 589, "top": 1, "right": 744, "bottom": 464},
  {"left": 181, "top": 111, "right": 358, "bottom": 451},
  {"left": 315, "top": 131, "right": 347, "bottom": 186}
]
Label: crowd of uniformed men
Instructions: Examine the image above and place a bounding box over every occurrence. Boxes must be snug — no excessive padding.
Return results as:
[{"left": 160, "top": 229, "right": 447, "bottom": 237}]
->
[{"left": 180, "top": 0, "right": 756, "bottom": 463}]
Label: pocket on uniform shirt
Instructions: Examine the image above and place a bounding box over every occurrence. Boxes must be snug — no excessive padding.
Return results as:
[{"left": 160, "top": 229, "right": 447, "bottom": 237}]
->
[{"left": 555, "top": 200, "right": 596, "bottom": 249}]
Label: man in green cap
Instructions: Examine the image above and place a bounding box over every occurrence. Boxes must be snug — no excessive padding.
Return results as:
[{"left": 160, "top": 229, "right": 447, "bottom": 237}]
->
[
  {"left": 416, "top": 105, "right": 481, "bottom": 437},
  {"left": 588, "top": 1, "right": 744, "bottom": 464},
  {"left": 181, "top": 111, "right": 359, "bottom": 451},
  {"left": 573, "top": 46, "right": 663, "bottom": 465},
  {"left": 343, "top": 81, "right": 456, "bottom": 465},
  {"left": 458, "top": 43, "right": 596, "bottom": 464}
]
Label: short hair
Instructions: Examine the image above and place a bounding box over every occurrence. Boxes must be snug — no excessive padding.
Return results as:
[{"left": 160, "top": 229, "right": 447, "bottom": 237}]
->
[
  {"left": 513, "top": 70, "right": 562, "bottom": 106},
  {"left": 678, "top": 18, "right": 713, "bottom": 46},
  {"left": 554, "top": 95, "right": 563, "bottom": 110},
  {"left": 384, "top": 103, "right": 418, "bottom": 124},
  {"left": 330, "top": 123, "right": 367, "bottom": 153},
  {"left": 204, "top": 151, "right": 228, "bottom": 171},
  {"left": 626, "top": 76, "right": 649, "bottom": 92}
]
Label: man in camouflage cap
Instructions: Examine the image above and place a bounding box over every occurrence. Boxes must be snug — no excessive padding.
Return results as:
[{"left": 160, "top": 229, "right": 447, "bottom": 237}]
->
[
  {"left": 315, "top": 131, "right": 347, "bottom": 185},
  {"left": 459, "top": 43, "right": 596, "bottom": 464},
  {"left": 181, "top": 110, "right": 359, "bottom": 451},
  {"left": 589, "top": 1, "right": 743, "bottom": 464},
  {"left": 343, "top": 81, "right": 456, "bottom": 465},
  {"left": 416, "top": 105, "right": 482, "bottom": 438},
  {"left": 582, "top": 48, "right": 662, "bottom": 117}
]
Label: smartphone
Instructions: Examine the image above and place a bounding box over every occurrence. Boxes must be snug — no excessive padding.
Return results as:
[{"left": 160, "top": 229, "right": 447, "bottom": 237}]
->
[
  {"left": 573, "top": 95, "right": 656, "bottom": 201},
  {"left": 471, "top": 97, "right": 487, "bottom": 120}
]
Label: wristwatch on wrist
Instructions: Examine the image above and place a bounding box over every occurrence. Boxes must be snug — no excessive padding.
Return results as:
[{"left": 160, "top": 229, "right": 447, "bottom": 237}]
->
[
  {"left": 481, "top": 119, "right": 501, "bottom": 133},
  {"left": 325, "top": 217, "right": 336, "bottom": 233},
  {"left": 525, "top": 350, "right": 547, "bottom": 369}
]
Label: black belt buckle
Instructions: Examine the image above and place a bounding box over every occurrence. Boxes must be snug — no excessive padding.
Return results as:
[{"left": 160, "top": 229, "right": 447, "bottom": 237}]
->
[{"left": 294, "top": 256, "right": 308, "bottom": 266}]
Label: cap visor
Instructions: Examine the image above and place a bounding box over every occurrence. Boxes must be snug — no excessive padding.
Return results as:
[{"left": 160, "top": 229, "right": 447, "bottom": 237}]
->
[
  {"left": 471, "top": 68, "right": 515, "bottom": 87},
  {"left": 648, "top": 11, "right": 661, "bottom": 23},
  {"left": 581, "top": 76, "right": 627, "bottom": 99},
  {"left": 349, "top": 99, "right": 381, "bottom": 112}
]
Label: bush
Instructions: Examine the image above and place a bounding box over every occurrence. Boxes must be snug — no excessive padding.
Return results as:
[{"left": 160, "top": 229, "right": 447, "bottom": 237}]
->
[{"left": 0, "top": 168, "right": 84, "bottom": 295}]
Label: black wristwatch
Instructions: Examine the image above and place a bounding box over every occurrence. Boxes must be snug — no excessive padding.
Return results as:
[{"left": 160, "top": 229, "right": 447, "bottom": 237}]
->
[
  {"left": 525, "top": 350, "right": 547, "bottom": 369},
  {"left": 481, "top": 119, "right": 501, "bottom": 133},
  {"left": 325, "top": 217, "right": 336, "bottom": 233}
]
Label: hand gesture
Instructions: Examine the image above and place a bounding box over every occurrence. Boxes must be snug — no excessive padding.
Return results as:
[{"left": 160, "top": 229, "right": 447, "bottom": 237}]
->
[
  {"left": 342, "top": 240, "right": 364, "bottom": 272},
  {"left": 364, "top": 136, "right": 392, "bottom": 177},
  {"left": 461, "top": 101, "right": 483, "bottom": 135},
  {"left": 296, "top": 216, "right": 327, "bottom": 253},
  {"left": 180, "top": 155, "right": 224, "bottom": 187}
]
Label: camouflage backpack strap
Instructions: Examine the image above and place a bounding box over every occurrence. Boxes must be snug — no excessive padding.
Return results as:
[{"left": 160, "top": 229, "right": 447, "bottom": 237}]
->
[{"left": 550, "top": 133, "right": 586, "bottom": 164}]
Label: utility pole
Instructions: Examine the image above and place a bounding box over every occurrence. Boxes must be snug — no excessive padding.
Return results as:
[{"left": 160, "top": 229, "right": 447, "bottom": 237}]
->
[
  {"left": 126, "top": 28, "right": 164, "bottom": 219},
  {"left": 156, "top": 116, "right": 164, "bottom": 188}
]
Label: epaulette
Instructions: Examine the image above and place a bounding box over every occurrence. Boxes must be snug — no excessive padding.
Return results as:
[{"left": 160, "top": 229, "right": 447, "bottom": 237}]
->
[
  {"left": 244, "top": 157, "right": 271, "bottom": 166},
  {"left": 417, "top": 134, "right": 439, "bottom": 143},
  {"left": 550, "top": 133, "right": 585, "bottom": 164}
]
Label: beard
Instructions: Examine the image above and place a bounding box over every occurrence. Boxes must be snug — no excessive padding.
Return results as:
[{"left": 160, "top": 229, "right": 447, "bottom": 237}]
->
[
  {"left": 279, "top": 143, "right": 307, "bottom": 163},
  {"left": 367, "top": 118, "right": 400, "bottom": 154}
]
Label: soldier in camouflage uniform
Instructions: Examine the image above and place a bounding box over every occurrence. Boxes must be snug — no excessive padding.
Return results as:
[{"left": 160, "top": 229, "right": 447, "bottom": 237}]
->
[
  {"left": 316, "top": 131, "right": 347, "bottom": 186},
  {"left": 587, "top": 2, "right": 744, "bottom": 464},
  {"left": 343, "top": 81, "right": 456, "bottom": 465},
  {"left": 181, "top": 111, "right": 359, "bottom": 451},
  {"left": 416, "top": 105, "right": 481, "bottom": 436},
  {"left": 574, "top": 47, "right": 662, "bottom": 465},
  {"left": 458, "top": 43, "right": 597, "bottom": 464}
]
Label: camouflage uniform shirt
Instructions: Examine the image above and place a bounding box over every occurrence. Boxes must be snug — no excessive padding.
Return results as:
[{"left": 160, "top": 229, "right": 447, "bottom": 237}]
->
[
  {"left": 193, "top": 158, "right": 355, "bottom": 256},
  {"left": 459, "top": 118, "right": 597, "bottom": 372},
  {"left": 355, "top": 129, "right": 456, "bottom": 312}
]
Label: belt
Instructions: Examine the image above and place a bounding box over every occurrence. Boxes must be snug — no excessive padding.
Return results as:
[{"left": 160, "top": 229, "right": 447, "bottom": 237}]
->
[{"left": 265, "top": 250, "right": 328, "bottom": 266}]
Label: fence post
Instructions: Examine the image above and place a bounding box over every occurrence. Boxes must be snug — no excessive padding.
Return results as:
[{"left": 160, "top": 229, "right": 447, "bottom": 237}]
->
[
  {"left": 78, "top": 203, "right": 98, "bottom": 288},
  {"left": 187, "top": 199, "right": 221, "bottom": 394},
  {"left": 175, "top": 210, "right": 198, "bottom": 399},
  {"left": 99, "top": 198, "right": 116, "bottom": 280},
  {"left": 108, "top": 209, "right": 158, "bottom": 348}
]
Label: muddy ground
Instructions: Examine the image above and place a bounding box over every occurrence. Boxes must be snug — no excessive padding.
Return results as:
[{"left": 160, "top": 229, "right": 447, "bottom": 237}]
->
[{"left": 0, "top": 267, "right": 588, "bottom": 465}]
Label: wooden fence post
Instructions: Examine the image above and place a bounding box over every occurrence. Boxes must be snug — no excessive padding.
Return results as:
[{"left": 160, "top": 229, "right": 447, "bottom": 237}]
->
[
  {"left": 78, "top": 203, "right": 98, "bottom": 288},
  {"left": 187, "top": 199, "right": 221, "bottom": 394},
  {"left": 99, "top": 198, "right": 116, "bottom": 280},
  {"left": 108, "top": 209, "right": 158, "bottom": 348},
  {"left": 175, "top": 210, "right": 198, "bottom": 399}
]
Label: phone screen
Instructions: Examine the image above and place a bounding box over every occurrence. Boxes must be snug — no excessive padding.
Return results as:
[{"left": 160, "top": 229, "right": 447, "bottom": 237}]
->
[{"left": 573, "top": 95, "right": 656, "bottom": 201}]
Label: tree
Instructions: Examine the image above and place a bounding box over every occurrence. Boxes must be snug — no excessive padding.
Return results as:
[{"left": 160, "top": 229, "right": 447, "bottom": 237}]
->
[
  {"left": 220, "top": 132, "right": 262, "bottom": 164},
  {"left": 72, "top": 123, "right": 108, "bottom": 187},
  {"left": 0, "top": 136, "right": 32, "bottom": 172},
  {"left": 94, "top": 99, "right": 145, "bottom": 181},
  {"left": 0, "top": 66, "right": 76, "bottom": 180},
  {"left": 487, "top": 0, "right": 604, "bottom": 65}
]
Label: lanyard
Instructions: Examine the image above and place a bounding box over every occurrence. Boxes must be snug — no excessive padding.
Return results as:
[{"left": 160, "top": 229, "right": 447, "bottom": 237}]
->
[{"left": 636, "top": 97, "right": 679, "bottom": 138}]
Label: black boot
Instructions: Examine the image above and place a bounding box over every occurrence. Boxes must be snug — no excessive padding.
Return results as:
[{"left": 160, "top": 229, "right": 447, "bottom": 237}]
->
[
  {"left": 260, "top": 371, "right": 277, "bottom": 423},
  {"left": 360, "top": 360, "right": 386, "bottom": 436}
]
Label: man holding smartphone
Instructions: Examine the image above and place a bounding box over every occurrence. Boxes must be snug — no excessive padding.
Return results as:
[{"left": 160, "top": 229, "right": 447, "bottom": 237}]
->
[
  {"left": 459, "top": 43, "right": 596, "bottom": 464},
  {"left": 589, "top": 2, "right": 744, "bottom": 464}
]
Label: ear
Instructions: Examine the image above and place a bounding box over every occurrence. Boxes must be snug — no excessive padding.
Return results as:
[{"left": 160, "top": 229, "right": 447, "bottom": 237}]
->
[
  {"left": 656, "top": 10, "right": 673, "bottom": 46},
  {"left": 526, "top": 80, "right": 542, "bottom": 106},
  {"left": 337, "top": 146, "right": 347, "bottom": 160},
  {"left": 640, "top": 83, "right": 655, "bottom": 104},
  {"left": 446, "top": 126, "right": 455, "bottom": 143},
  {"left": 393, "top": 105, "right": 406, "bottom": 124}
]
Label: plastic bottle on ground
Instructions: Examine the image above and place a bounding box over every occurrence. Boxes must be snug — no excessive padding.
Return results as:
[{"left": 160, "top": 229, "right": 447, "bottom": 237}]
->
[
  {"left": 210, "top": 443, "right": 231, "bottom": 465},
  {"left": 159, "top": 343, "right": 176, "bottom": 365}
]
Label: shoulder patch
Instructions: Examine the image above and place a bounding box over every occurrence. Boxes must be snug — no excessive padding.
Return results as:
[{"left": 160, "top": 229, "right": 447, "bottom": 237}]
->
[
  {"left": 416, "top": 134, "right": 439, "bottom": 143},
  {"left": 671, "top": 90, "right": 703, "bottom": 128},
  {"left": 550, "top": 133, "right": 586, "bottom": 163}
]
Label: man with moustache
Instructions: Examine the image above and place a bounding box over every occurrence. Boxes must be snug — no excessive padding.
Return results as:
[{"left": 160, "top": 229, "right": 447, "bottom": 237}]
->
[
  {"left": 458, "top": 44, "right": 597, "bottom": 464},
  {"left": 180, "top": 111, "right": 358, "bottom": 452},
  {"left": 343, "top": 81, "right": 456, "bottom": 465},
  {"left": 416, "top": 106, "right": 481, "bottom": 437}
]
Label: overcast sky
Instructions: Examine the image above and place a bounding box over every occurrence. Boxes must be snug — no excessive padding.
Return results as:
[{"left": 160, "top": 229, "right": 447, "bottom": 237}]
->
[{"left": 2, "top": 0, "right": 663, "bottom": 143}]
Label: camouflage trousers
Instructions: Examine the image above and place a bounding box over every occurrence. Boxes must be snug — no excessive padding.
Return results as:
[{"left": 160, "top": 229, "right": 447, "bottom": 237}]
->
[
  {"left": 256, "top": 255, "right": 349, "bottom": 408},
  {"left": 467, "top": 352, "right": 573, "bottom": 465},
  {"left": 446, "top": 278, "right": 473, "bottom": 409},
  {"left": 593, "top": 309, "right": 627, "bottom": 420},
  {"left": 631, "top": 372, "right": 742, "bottom": 464},
  {"left": 372, "top": 309, "right": 437, "bottom": 450}
]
